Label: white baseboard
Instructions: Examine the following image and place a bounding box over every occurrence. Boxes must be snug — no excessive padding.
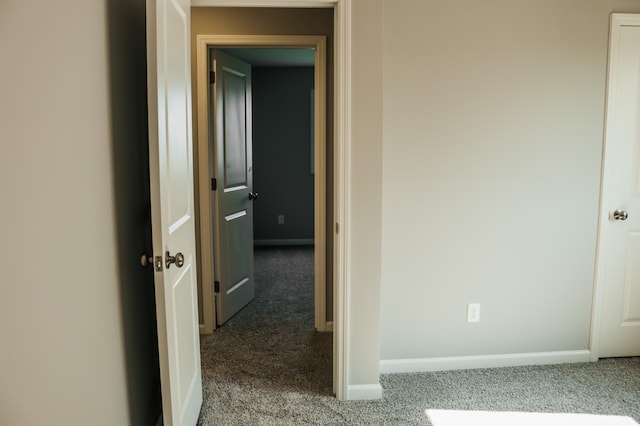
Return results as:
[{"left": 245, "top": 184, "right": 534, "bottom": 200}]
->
[
  {"left": 254, "top": 239, "right": 314, "bottom": 246},
  {"left": 347, "top": 383, "right": 383, "bottom": 400},
  {"left": 379, "top": 350, "right": 592, "bottom": 374}
]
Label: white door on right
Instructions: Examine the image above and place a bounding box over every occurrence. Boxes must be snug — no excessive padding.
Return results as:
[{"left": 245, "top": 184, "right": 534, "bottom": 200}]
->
[{"left": 597, "top": 14, "right": 640, "bottom": 358}]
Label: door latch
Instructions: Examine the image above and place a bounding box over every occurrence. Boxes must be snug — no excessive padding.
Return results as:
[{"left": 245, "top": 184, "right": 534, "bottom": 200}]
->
[
  {"left": 140, "top": 253, "right": 164, "bottom": 272},
  {"left": 154, "top": 256, "right": 163, "bottom": 271}
]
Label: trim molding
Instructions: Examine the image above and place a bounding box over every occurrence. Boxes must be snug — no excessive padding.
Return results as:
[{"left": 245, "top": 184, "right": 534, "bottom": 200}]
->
[
  {"left": 333, "top": 0, "right": 351, "bottom": 401},
  {"left": 347, "top": 383, "right": 383, "bottom": 400},
  {"left": 254, "top": 239, "right": 314, "bottom": 246},
  {"left": 192, "top": 0, "right": 336, "bottom": 6},
  {"left": 379, "top": 350, "right": 592, "bottom": 374}
]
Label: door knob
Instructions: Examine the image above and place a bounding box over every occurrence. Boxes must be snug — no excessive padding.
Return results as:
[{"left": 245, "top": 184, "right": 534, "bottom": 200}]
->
[
  {"left": 165, "top": 251, "right": 185, "bottom": 269},
  {"left": 248, "top": 192, "right": 259, "bottom": 201},
  {"left": 613, "top": 209, "right": 629, "bottom": 221},
  {"left": 140, "top": 253, "right": 153, "bottom": 267}
]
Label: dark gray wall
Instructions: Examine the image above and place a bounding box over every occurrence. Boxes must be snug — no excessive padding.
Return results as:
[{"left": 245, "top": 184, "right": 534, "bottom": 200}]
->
[
  {"left": 252, "top": 67, "right": 315, "bottom": 243},
  {"left": 107, "top": 0, "right": 162, "bottom": 423}
]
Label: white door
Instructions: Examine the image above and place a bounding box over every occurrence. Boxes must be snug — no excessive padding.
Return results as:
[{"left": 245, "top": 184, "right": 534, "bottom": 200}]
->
[
  {"left": 211, "top": 50, "right": 256, "bottom": 325},
  {"left": 147, "top": 0, "right": 203, "bottom": 424},
  {"left": 596, "top": 14, "right": 640, "bottom": 358}
]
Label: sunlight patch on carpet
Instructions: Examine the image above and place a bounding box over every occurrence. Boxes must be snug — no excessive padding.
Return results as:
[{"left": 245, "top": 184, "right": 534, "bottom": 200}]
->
[{"left": 425, "top": 409, "right": 639, "bottom": 426}]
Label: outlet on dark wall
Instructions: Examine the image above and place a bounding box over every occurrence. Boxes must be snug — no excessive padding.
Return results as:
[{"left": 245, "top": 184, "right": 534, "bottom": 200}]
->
[{"left": 252, "top": 67, "right": 315, "bottom": 244}]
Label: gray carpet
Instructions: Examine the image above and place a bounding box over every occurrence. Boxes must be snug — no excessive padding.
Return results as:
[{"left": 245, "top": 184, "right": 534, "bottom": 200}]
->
[{"left": 198, "top": 246, "right": 640, "bottom": 425}]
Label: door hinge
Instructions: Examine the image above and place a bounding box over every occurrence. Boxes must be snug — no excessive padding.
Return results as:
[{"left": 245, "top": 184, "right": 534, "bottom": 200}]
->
[
  {"left": 209, "top": 71, "right": 215, "bottom": 84},
  {"left": 214, "top": 281, "right": 220, "bottom": 293},
  {"left": 211, "top": 178, "right": 217, "bottom": 191}
]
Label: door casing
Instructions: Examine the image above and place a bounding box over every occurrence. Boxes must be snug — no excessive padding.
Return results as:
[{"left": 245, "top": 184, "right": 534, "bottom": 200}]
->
[{"left": 196, "top": 36, "right": 328, "bottom": 333}]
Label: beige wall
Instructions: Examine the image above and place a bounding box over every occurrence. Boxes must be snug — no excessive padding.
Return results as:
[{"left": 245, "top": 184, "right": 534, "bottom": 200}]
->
[
  {"left": 190, "top": 7, "right": 335, "bottom": 322},
  {"left": 380, "top": 0, "right": 640, "bottom": 360},
  {"left": 0, "top": 0, "right": 156, "bottom": 424},
  {"left": 0, "top": 1, "right": 129, "bottom": 424},
  {"left": 349, "top": 0, "right": 385, "bottom": 387}
]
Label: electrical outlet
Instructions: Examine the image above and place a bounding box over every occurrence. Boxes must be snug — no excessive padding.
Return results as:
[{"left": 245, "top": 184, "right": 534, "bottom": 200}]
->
[
  {"left": 467, "top": 303, "right": 480, "bottom": 323},
  {"left": 278, "top": 214, "right": 285, "bottom": 225}
]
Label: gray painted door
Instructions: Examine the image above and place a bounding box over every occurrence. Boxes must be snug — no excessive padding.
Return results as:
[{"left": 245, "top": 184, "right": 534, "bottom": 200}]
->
[{"left": 212, "top": 50, "right": 256, "bottom": 325}]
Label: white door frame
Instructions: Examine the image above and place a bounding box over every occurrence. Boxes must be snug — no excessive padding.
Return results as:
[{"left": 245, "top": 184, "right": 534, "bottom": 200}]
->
[
  {"left": 191, "top": 0, "right": 352, "bottom": 400},
  {"left": 196, "top": 35, "right": 328, "bottom": 333},
  {"left": 590, "top": 13, "right": 640, "bottom": 361}
]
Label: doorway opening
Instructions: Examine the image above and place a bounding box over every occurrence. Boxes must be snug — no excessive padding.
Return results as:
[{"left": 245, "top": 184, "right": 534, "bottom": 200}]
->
[
  {"left": 188, "top": 0, "right": 351, "bottom": 401},
  {"left": 194, "top": 38, "right": 333, "bottom": 404},
  {"left": 195, "top": 36, "right": 329, "bottom": 336}
]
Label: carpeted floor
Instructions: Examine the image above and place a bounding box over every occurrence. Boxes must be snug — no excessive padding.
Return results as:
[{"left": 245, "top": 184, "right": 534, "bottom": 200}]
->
[{"left": 197, "top": 246, "right": 640, "bottom": 425}]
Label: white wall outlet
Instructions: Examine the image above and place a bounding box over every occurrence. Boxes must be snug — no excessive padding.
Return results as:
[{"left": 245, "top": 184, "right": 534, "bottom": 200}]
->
[
  {"left": 467, "top": 303, "right": 480, "bottom": 323},
  {"left": 278, "top": 214, "right": 285, "bottom": 225}
]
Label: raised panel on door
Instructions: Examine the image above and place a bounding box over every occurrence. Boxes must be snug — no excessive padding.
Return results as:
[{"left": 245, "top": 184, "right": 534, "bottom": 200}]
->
[
  {"left": 222, "top": 210, "right": 253, "bottom": 317},
  {"left": 172, "top": 265, "right": 199, "bottom": 397},
  {"left": 223, "top": 69, "right": 248, "bottom": 188},
  {"left": 622, "top": 233, "right": 640, "bottom": 323},
  {"left": 213, "top": 49, "right": 255, "bottom": 326}
]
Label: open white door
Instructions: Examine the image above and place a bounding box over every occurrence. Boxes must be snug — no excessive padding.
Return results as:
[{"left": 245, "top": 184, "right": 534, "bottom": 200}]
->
[
  {"left": 595, "top": 14, "right": 640, "bottom": 358},
  {"left": 147, "top": 0, "right": 203, "bottom": 424}
]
